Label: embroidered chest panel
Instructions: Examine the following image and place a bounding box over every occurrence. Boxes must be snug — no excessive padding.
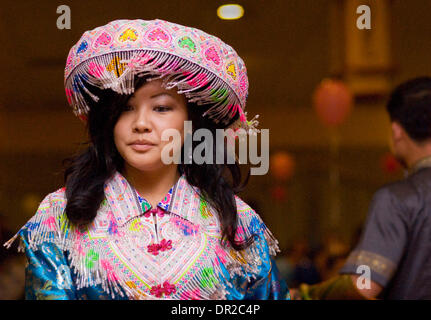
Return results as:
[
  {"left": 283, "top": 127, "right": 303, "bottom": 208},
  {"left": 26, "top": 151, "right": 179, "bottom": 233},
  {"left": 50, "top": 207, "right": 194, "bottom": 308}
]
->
[
  {"left": 73, "top": 194, "right": 228, "bottom": 299},
  {"left": 19, "top": 172, "right": 271, "bottom": 300}
]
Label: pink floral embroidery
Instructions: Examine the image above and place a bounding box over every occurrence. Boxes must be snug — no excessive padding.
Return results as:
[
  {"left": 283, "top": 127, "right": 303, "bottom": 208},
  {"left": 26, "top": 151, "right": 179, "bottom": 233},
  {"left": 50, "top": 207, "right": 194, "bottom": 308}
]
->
[
  {"left": 147, "top": 239, "right": 172, "bottom": 255},
  {"left": 150, "top": 284, "right": 164, "bottom": 298},
  {"left": 159, "top": 239, "right": 172, "bottom": 252},
  {"left": 147, "top": 243, "right": 160, "bottom": 256},
  {"left": 162, "top": 281, "right": 176, "bottom": 296},
  {"left": 143, "top": 211, "right": 151, "bottom": 218},
  {"left": 144, "top": 207, "right": 165, "bottom": 218},
  {"left": 150, "top": 282, "right": 176, "bottom": 297}
]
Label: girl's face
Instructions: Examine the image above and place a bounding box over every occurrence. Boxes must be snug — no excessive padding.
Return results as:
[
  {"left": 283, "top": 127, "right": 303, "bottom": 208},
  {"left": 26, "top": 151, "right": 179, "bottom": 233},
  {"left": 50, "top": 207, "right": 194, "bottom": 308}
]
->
[{"left": 114, "top": 79, "right": 188, "bottom": 172}]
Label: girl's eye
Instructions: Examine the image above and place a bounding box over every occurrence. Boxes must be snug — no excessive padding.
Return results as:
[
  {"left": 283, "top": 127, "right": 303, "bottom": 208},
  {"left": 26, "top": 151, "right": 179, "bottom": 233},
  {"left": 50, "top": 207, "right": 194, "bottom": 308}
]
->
[
  {"left": 154, "top": 106, "right": 172, "bottom": 112},
  {"left": 123, "top": 104, "right": 134, "bottom": 112}
]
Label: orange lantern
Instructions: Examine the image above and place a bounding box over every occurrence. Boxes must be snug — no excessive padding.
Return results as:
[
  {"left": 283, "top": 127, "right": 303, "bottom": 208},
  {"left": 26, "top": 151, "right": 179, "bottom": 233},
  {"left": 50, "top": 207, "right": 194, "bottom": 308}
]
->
[
  {"left": 270, "top": 151, "right": 295, "bottom": 182},
  {"left": 313, "top": 79, "right": 353, "bottom": 127}
]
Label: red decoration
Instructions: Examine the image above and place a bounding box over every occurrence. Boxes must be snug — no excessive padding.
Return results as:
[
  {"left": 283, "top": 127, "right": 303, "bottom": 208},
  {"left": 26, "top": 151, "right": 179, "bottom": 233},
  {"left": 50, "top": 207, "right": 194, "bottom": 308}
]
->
[
  {"left": 270, "top": 152, "right": 295, "bottom": 182},
  {"left": 313, "top": 79, "right": 353, "bottom": 127},
  {"left": 381, "top": 153, "right": 402, "bottom": 174},
  {"left": 270, "top": 185, "right": 287, "bottom": 202}
]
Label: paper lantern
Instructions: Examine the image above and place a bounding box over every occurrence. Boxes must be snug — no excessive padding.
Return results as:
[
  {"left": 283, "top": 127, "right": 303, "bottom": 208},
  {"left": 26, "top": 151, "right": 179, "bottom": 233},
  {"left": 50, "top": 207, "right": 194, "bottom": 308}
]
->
[
  {"left": 270, "top": 152, "right": 295, "bottom": 181},
  {"left": 313, "top": 79, "right": 353, "bottom": 127}
]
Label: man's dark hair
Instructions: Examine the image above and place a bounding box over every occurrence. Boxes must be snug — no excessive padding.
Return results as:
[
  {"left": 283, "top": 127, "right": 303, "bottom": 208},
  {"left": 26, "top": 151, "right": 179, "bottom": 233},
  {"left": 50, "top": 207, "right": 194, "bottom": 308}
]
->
[{"left": 387, "top": 76, "right": 431, "bottom": 142}]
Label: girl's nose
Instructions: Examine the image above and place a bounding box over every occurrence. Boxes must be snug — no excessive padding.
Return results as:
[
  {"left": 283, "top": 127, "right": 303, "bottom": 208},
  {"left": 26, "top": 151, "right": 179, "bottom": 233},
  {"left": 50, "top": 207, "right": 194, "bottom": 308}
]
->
[{"left": 132, "top": 109, "right": 152, "bottom": 133}]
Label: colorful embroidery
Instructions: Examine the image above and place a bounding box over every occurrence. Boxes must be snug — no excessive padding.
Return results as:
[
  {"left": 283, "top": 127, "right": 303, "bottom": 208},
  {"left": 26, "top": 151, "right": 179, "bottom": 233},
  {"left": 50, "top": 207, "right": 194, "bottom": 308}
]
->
[
  {"left": 200, "top": 199, "right": 212, "bottom": 219},
  {"left": 94, "top": 32, "right": 112, "bottom": 47},
  {"left": 118, "top": 28, "right": 138, "bottom": 42},
  {"left": 178, "top": 36, "right": 197, "bottom": 53},
  {"left": 226, "top": 62, "right": 237, "bottom": 80},
  {"left": 147, "top": 27, "right": 170, "bottom": 44},
  {"left": 204, "top": 46, "right": 221, "bottom": 65},
  {"left": 106, "top": 57, "right": 127, "bottom": 77},
  {"left": 76, "top": 40, "right": 88, "bottom": 54},
  {"left": 63, "top": 19, "right": 258, "bottom": 134},
  {"left": 9, "top": 171, "right": 284, "bottom": 300}
]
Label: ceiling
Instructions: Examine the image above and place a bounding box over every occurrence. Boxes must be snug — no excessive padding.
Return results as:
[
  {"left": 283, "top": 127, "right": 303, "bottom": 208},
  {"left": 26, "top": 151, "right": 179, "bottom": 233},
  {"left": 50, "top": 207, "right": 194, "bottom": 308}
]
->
[
  {"left": 0, "top": 0, "right": 331, "bottom": 115},
  {"left": 2, "top": 0, "right": 431, "bottom": 119}
]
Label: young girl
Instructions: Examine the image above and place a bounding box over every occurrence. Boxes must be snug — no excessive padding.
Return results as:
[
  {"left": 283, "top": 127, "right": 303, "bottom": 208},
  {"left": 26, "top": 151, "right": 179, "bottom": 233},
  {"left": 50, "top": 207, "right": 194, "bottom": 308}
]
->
[{"left": 5, "top": 19, "right": 289, "bottom": 300}]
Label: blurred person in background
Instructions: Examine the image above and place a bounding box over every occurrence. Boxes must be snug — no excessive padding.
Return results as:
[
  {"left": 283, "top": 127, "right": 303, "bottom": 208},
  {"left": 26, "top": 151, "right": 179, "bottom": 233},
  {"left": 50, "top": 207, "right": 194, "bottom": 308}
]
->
[
  {"left": 294, "top": 77, "right": 431, "bottom": 300},
  {"left": 313, "top": 233, "right": 349, "bottom": 281},
  {"left": 276, "top": 237, "right": 321, "bottom": 287}
]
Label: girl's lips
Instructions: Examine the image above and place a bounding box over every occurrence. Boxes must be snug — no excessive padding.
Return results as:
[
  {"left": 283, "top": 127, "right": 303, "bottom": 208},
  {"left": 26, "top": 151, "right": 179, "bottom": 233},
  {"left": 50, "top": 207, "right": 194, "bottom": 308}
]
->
[{"left": 130, "top": 143, "right": 155, "bottom": 151}]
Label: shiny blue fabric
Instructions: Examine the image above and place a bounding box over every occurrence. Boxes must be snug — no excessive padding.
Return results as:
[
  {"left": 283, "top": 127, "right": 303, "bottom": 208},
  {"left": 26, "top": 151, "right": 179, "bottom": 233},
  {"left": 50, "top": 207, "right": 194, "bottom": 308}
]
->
[{"left": 21, "top": 228, "right": 290, "bottom": 300}]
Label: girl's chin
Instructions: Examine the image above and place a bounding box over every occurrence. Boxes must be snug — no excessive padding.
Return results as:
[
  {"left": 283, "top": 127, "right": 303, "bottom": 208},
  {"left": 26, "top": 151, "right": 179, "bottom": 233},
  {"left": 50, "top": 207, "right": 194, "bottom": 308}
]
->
[{"left": 125, "top": 159, "right": 171, "bottom": 172}]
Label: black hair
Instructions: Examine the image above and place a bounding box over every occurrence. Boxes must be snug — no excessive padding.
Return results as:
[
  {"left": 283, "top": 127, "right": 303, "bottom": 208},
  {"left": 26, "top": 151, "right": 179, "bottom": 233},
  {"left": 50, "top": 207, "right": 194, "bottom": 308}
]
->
[
  {"left": 63, "top": 76, "right": 254, "bottom": 251},
  {"left": 386, "top": 76, "right": 431, "bottom": 142}
]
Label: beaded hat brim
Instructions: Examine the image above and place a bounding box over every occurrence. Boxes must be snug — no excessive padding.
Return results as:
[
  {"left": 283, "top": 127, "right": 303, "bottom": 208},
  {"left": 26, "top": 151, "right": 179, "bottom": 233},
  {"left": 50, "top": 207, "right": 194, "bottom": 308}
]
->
[{"left": 64, "top": 19, "right": 259, "bottom": 133}]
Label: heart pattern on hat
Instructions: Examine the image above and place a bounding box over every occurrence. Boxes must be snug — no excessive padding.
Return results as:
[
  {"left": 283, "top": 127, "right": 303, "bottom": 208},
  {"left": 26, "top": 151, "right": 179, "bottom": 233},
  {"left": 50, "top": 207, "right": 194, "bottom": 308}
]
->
[
  {"left": 95, "top": 32, "right": 112, "bottom": 47},
  {"left": 204, "top": 47, "right": 221, "bottom": 66},
  {"left": 178, "top": 36, "right": 197, "bottom": 53},
  {"left": 226, "top": 62, "right": 237, "bottom": 80},
  {"left": 147, "top": 28, "right": 170, "bottom": 44},
  {"left": 76, "top": 40, "right": 88, "bottom": 54},
  {"left": 65, "top": 19, "right": 253, "bottom": 132},
  {"left": 119, "top": 28, "right": 138, "bottom": 42}
]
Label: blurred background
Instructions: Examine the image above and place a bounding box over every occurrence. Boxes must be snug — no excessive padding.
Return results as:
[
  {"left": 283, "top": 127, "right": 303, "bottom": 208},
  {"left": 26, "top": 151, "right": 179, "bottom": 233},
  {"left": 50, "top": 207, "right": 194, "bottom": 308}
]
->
[{"left": 1, "top": 0, "right": 430, "bottom": 298}]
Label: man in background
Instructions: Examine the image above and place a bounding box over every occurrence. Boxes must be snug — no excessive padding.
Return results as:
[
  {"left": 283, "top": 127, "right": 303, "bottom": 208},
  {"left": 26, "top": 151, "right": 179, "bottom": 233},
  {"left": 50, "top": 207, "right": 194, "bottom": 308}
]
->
[{"left": 296, "top": 77, "right": 431, "bottom": 299}]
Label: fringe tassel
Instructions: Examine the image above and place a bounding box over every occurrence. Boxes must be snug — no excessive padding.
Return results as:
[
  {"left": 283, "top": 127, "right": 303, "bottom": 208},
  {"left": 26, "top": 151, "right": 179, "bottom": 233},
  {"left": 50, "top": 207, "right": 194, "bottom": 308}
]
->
[
  {"left": 5, "top": 196, "right": 277, "bottom": 300},
  {"left": 65, "top": 50, "right": 258, "bottom": 133}
]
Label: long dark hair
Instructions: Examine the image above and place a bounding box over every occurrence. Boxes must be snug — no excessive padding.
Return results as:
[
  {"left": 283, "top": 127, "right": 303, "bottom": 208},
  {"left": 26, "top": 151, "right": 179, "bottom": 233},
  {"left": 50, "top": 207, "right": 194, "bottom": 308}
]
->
[{"left": 63, "top": 76, "right": 254, "bottom": 250}]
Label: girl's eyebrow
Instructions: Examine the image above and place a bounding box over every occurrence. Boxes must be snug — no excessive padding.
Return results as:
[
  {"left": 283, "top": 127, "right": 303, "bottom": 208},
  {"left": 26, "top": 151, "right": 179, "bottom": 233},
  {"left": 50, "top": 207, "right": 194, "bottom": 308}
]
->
[{"left": 150, "top": 92, "right": 174, "bottom": 99}]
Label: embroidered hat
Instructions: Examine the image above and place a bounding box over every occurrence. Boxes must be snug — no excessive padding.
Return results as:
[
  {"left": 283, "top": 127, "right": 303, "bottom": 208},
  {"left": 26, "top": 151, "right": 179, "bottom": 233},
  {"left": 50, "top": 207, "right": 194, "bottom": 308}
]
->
[{"left": 64, "top": 19, "right": 258, "bottom": 133}]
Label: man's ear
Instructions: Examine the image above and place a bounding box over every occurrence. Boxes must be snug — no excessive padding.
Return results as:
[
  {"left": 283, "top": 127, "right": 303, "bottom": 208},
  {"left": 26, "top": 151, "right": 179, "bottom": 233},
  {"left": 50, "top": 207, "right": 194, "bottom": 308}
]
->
[{"left": 391, "top": 121, "right": 404, "bottom": 142}]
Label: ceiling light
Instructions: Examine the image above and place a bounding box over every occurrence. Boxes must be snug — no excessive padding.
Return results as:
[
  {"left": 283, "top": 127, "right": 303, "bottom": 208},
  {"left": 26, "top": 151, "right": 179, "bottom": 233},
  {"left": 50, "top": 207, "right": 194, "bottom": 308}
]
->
[{"left": 217, "top": 4, "right": 244, "bottom": 20}]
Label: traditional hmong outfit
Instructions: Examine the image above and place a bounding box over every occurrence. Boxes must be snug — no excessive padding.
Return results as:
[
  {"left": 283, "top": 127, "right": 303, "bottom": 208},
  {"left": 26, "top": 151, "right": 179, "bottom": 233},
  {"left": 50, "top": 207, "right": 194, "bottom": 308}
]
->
[
  {"left": 7, "top": 171, "right": 288, "bottom": 300},
  {"left": 299, "top": 157, "right": 431, "bottom": 300},
  {"left": 339, "top": 157, "right": 431, "bottom": 299}
]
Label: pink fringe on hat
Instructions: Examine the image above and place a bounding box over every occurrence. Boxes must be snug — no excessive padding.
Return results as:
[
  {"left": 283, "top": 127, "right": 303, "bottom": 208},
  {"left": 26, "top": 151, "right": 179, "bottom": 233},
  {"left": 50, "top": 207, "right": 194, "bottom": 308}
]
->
[{"left": 64, "top": 19, "right": 259, "bottom": 134}]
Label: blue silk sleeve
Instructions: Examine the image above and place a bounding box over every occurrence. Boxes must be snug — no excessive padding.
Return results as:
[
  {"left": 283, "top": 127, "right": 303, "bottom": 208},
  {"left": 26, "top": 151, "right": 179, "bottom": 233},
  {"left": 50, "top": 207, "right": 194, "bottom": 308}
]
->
[
  {"left": 243, "top": 257, "right": 290, "bottom": 299},
  {"left": 243, "top": 232, "right": 290, "bottom": 300},
  {"left": 223, "top": 230, "right": 291, "bottom": 300},
  {"left": 20, "top": 231, "right": 77, "bottom": 300}
]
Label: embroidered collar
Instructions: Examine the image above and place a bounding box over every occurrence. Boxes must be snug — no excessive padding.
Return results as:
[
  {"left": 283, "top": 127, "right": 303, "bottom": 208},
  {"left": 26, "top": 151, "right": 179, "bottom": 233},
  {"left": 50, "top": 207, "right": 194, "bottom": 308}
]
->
[
  {"left": 103, "top": 171, "right": 203, "bottom": 226},
  {"left": 410, "top": 156, "right": 431, "bottom": 175}
]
